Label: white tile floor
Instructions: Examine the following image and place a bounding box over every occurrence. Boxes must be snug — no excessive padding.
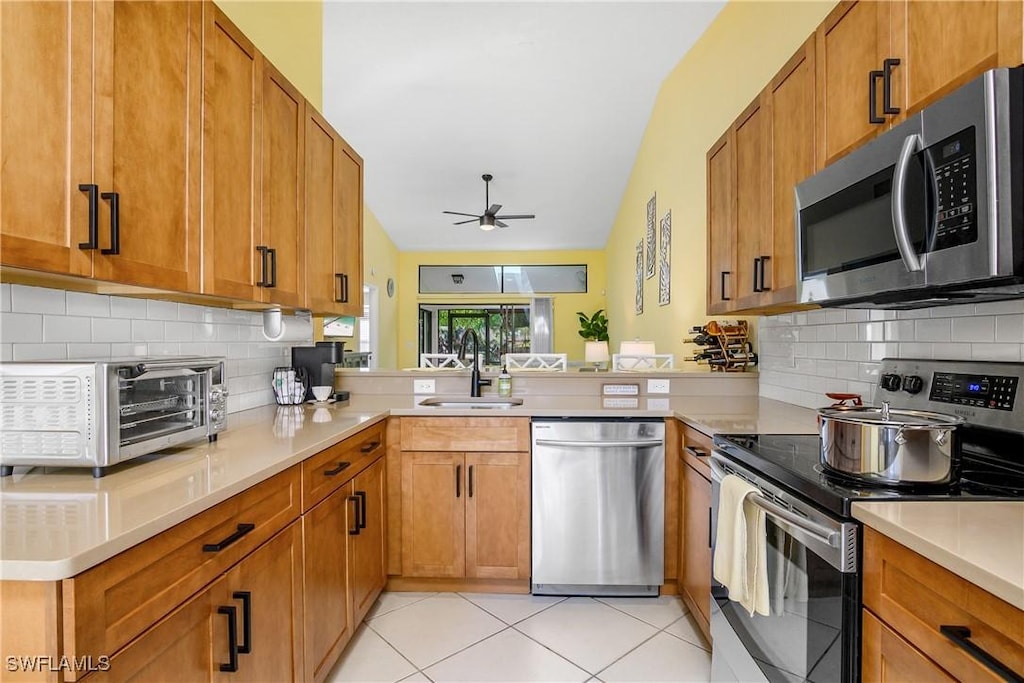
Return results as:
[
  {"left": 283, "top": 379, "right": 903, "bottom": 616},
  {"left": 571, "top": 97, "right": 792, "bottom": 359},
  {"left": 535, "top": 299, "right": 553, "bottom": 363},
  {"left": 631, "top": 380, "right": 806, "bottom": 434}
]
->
[{"left": 326, "top": 592, "right": 711, "bottom": 683}]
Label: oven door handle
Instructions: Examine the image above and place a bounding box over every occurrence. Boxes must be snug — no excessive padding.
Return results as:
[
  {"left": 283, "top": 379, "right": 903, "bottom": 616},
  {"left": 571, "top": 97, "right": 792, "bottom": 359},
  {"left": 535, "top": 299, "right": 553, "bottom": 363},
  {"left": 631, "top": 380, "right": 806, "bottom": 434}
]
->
[
  {"left": 125, "top": 368, "right": 200, "bottom": 382},
  {"left": 891, "top": 132, "right": 925, "bottom": 273},
  {"left": 710, "top": 459, "right": 839, "bottom": 548},
  {"left": 534, "top": 439, "right": 664, "bottom": 449}
]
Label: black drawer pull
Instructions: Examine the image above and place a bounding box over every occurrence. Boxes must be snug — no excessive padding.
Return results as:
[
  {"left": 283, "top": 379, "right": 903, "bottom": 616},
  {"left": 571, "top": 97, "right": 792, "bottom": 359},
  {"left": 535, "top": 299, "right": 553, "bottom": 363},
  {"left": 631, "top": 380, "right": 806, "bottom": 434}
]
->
[
  {"left": 78, "top": 184, "right": 99, "bottom": 250},
  {"left": 232, "top": 591, "right": 252, "bottom": 655},
  {"left": 708, "top": 507, "right": 713, "bottom": 548},
  {"left": 203, "top": 523, "right": 255, "bottom": 552},
  {"left": 468, "top": 465, "right": 474, "bottom": 498},
  {"left": 100, "top": 191, "right": 120, "bottom": 255},
  {"left": 360, "top": 441, "right": 379, "bottom": 453},
  {"left": 356, "top": 490, "right": 367, "bottom": 529},
  {"left": 720, "top": 271, "right": 731, "bottom": 301},
  {"left": 684, "top": 446, "right": 708, "bottom": 459},
  {"left": 882, "top": 58, "right": 900, "bottom": 115},
  {"left": 256, "top": 246, "right": 269, "bottom": 287},
  {"left": 455, "top": 464, "right": 462, "bottom": 498},
  {"left": 347, "top": 495, "right": 360, "bottom": 535},
  {"left": 324, "top": 461, "right": 351, "bottom": 477},
  {"left": 218, "top": 605, "right": 239, "bottom": 672},
  {"left": 869, "top": 69, "right": 885, "bottom": 124},
  {"left": 939, "top": 625, "right": 1023, "bottom": 682}
]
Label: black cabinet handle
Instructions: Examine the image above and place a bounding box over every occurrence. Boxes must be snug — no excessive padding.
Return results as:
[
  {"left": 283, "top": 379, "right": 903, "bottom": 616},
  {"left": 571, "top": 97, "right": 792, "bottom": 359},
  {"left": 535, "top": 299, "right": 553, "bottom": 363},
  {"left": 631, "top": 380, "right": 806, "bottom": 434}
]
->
[
  {"left": 468, "top": 465, "right": 474, "bottom": 498},
  {"left": 324, "top": 461, "right": 350, "bottom": 477},
  {"left": 720, "top": 271, "right": 731, "bottom": 301},
  {"left": 335, "top": 273, "right": 350, "bottom": 303},
  {"left": 882, "top": 58, "right": 901, "bottom": 115},
  {"left": 100, "top": 191, "right": 120, "bottom": 255},
  {"left": 217, "top": 605, "right": 239, "bottom": 672},
  {"left": 266, "top": 248, "right": 277, "bottom": 288},
  {"left": 202, "top": 523, "right": 255, "bottom": 552},
  {"left": 752, "top": 258, "right": 762, "bottom": 293},
  {"left": 869, "top": 69, "right": 885, "bottom": 124},
  {"left": 348, "top": 495, "right": 361, "bottom": 535},
  {"left": 939, "top": 625, "right": 1023, "bottom": 682},
  {"left": 684, "top": 446, "right": 708, "bottom": 459},
  {"left": 232, "top": 591, "right": 252, "bottom": 655},
  {"left": 356, "top": 491, "right": 367, "bottom": 529},
  {"left": 78, "top": 184, "right": 99, "bottom": 250},
  {"left": 256, "top": 246, "right": 269, "bottom": 287},
  {"left": 360, "top": 441, "right": 379, "bottom": 454},
  {"left": 759, "top": 255, "right": 771, "bottom": 292},
  {"left": 455, "top": 464, "right": 462, "bottom": 498},
  {"left": 708, "top": 507, "right": 713, "bottom": 548}
]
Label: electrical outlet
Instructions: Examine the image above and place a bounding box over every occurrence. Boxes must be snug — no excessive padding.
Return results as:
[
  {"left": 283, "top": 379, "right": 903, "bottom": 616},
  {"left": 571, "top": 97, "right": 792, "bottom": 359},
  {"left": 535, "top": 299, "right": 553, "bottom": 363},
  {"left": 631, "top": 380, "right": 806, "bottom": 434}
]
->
[
  {"left": 647, "top": 379, "right": 670, "bottom": 394},
  {"left": 413, "top": 379, "right": 436, "bottom": 394}
]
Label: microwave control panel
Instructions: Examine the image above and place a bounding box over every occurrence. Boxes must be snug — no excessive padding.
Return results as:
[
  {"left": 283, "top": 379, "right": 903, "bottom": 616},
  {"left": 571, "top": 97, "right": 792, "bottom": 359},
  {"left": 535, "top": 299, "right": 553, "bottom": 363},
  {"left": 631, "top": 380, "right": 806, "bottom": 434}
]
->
[
  {"left": 929, "top": 127, "right": 977, "bottom": 251},
  {"left": 928, "top": 372, "right": 1018, "bottom": 411}
]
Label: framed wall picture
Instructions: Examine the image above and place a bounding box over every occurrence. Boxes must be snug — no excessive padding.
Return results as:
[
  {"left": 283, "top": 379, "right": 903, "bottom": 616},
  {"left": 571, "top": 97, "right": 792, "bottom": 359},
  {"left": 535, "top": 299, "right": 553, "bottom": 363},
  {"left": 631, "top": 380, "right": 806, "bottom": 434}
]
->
[
  {"left": 635, "top": 239, "right": 644, "bottom": 315},
  {"left": 324, "top": 315, "right": 356, "bottom": 337},
  {"left": 645, "top": 193, "right": 656, "bottom": 279},
  {"left": 658, "top": 210, "right": 671, "bottom": 306}
]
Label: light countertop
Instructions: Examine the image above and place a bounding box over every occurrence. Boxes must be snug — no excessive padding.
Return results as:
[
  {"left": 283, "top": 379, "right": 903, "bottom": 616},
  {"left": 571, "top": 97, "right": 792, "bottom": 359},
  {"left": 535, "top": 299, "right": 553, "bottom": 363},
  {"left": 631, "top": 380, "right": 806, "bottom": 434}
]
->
[{"left": 852, "top": 501, "right": 1024, "bottom": 610}]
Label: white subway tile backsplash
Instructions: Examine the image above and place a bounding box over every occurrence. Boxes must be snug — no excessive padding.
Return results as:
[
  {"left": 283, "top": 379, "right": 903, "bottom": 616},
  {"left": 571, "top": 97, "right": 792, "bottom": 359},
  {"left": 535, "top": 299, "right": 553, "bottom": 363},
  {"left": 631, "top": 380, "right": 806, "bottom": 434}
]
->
[
  {"left": 816, "top": 325, "right": 836, "bottom": 342},
  {"left": 976, "top": 300, "right": 1024, "bottom": 316},
  {"left": 147, "top": 300, "right": 179, "bottom": 321},
  {"left": 67, "top": 343, "right": 113, "bottom": 359},
  {"left": 951, "top": 316, "right": 994, "bottom": 343},
  {"left": 915, "top": 318, "right": 951, "bottom": 342},
  {"left": 826, "top": 343, "right": 847, "bottom": 359},
  {"left": 869, "top": 310, "right": 898, "bottom": 321},
  {"left": 148, "top": 342, "right": 182, "bottom": 356},
  {"left": 995, "top": 315, "right": 1024, "bottom": 343},
  {"left": 834, "top": 323, "right": 858, "bottom": 341},
  {"left": 1, "top": 344, "right": 11, "bottom": 361},
  {"left": 884, "top": 320, "right": 916, "bottom": 341},
  {"left": 931, "top": 303, "right": 976, "bottom": 318},
  {"left": 13, "top": 343, "right": 67, "bottom": 361},
  {"left": 815, "top": 359, "right": 837, "bottom": 377},
  {"left": 0, "top": 283, "right": 10, "bottom": 312},
  {"left": 164, "top": 321, "right": 194, "bottom": 342},
  {"left": 11, "top": 285, "right": 65, "bottom": 315},
  {"left": 870, "top": 343, "right": 899, "bottom": 361},
  {"left": 924, "top": 342, "right": 972, "bottom": 359},
  {"left": 897, "top": 309, "right": 931, "bottom": 319},
  {"left": 93, "top": 318, "right": 132, "bottom": 342},
  {"left": 825, "top": 310, "right": 847, "bottom": 324},
  {"left": 43, "top": 315, "right": 92, "bottom": 342},
  {"left": 66, "top": 291, "right": 110, "bottom": 318},
  {"left": 1, "top": 313, "right": 43, "bottom": 343},
  {"left": 110, "top": 343, "right": 150, "bottom": 357},
  {"left": 835, "top": 361, "right": 860, "bottom": 380},
  {"left": 860, "top": 322, "right": 884, "bottom": 342},
  {"left": 846, "top": 343, "right": 870, "bottom": 361},
  {"left": 972, "top": 343, "right": 1021, "bottom": 361},
  {"left": 899, "top": 342, "right": 933, "bottom": 358},
  {"left": 109, "top": 296, "right": 148, "bottom": 319},
  {"left": 845, "top": 310, "right": 870, "bottom": 323},
  {"left": 132, "top": 319, "right": 164, "bottom": 342}
]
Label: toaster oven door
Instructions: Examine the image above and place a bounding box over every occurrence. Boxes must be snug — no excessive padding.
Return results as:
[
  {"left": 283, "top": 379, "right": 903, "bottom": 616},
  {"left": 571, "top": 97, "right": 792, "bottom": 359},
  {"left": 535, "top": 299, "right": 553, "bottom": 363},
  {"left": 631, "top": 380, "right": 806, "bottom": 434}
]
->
[{"left": 116, "top": 365, "right": 210, "bottom": 460}]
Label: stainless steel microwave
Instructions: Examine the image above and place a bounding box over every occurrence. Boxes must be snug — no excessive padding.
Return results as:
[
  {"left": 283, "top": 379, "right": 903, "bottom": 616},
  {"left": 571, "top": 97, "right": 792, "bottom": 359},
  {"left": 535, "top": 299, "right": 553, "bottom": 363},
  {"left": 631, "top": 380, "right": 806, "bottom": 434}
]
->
[
  {"left": 0, "top": 357, "right": 227, "bottom": 477},
  {"left": 795, "top": 67, "right": 1024, "bottom": 308}
]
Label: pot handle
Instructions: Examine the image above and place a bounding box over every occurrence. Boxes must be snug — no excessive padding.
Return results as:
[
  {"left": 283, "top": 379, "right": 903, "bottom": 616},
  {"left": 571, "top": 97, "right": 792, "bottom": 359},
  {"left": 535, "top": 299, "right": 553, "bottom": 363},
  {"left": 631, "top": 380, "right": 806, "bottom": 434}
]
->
[{"left": 825, "top": 392, "right": 863, "bottom": 407}]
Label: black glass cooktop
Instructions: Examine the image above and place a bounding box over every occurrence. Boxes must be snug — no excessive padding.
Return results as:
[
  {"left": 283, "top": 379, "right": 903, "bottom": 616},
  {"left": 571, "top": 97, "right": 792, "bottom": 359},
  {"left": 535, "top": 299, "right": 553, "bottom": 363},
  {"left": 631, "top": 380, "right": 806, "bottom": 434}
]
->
[{"left": 713, "top": 433, "right": 1024, "bottom": 517}]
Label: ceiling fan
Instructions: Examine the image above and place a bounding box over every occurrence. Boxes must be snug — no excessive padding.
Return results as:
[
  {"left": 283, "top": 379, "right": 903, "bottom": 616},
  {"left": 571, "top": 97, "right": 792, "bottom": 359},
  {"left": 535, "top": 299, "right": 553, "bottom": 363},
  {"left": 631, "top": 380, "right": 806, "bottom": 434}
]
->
[{"left": 443, "top": 174, "right": 536, "bottom": 231}]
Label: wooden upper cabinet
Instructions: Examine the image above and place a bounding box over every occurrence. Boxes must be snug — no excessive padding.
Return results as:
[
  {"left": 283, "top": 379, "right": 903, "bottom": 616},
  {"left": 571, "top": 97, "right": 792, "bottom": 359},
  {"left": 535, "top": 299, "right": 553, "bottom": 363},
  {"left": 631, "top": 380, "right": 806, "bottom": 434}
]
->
[
  {"left": 465, "top": 452, "right": 530, "bottom": 580},
  {"left": 202, "top": 7, "right": 262, "bottom": 301},
  {"left": 815, "top": 1, "right": 891, "bottom": 167},
  {"left": 0, "top": 1, "right": 95, "bottom": 277},
  {"left": 706, "top": 130, "right": 735, "bottom": 315},
  {"left": 732, "top": 95, "right": 770, "bottom": 311},
  {"left": 260, "top": 62, "right": 305, "bottom": 307},
  {"left": 91, "top": 0, "right": 203, "bottom": 292},
  {"left": 890, "top": 0, "right": 1024, "bottom": 118},
  {"left": 768, "top": 37, "right": 817, "bottom": 305},
  {"left": 336, "top": 139, "right": 365, "bottom": 316},
  {"left": 304, "top": 106, "right": 343, "bottom": 314}
]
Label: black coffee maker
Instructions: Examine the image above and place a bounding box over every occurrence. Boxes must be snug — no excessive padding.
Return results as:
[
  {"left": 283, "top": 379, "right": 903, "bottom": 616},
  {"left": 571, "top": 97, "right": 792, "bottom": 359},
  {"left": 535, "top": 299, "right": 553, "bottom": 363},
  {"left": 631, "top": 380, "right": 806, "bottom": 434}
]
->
[{"left": 291, "top": 341, "right": 345, "bottom": 402}]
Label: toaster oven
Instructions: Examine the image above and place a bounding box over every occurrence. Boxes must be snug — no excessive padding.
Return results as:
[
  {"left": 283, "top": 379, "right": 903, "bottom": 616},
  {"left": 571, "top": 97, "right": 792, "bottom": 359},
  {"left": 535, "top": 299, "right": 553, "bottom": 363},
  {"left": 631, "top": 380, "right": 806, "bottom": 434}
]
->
[{"left": 0, "top": 357, "right": 227, "bottom": 477}]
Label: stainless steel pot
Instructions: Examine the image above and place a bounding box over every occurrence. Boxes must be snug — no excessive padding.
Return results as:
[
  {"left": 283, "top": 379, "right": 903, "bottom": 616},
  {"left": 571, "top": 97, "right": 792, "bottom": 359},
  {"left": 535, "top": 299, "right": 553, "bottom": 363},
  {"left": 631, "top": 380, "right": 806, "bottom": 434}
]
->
[{"left": 818, "top": 402, "right": 964, "bottom": 485}]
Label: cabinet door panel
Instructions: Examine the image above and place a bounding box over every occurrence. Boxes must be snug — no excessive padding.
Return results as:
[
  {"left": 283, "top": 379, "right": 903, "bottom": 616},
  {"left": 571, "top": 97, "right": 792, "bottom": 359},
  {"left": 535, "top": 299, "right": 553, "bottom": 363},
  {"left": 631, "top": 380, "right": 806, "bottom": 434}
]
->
[
  {"left": 893, "top": 0, "right": 1023, "bottom": 117},
  {"left": 304, "top": 107, "right": 342, "bottom": 314},
  {"left": 465, "top": 452, "right": 530, "bottom": 580},
  {"left": 219, "top": 524, "right": 303, "bottom": 683},
  {"left": 350, "top": 458, "right": 386, "bottom": 625},
  {"left": 706, "top": 130, "right": 735, "bottom": 314},
  {"left": 202, "top": 7, "right": 261, "bottom": 300},
  {"left": 683, "top": 463, "right": 712, "bottom": 629},
  {"left": 769, "top": 38, "right": 816, "bottom": 303},
  {"left": 401, "top": 452, "right": 465, "bottom": 578},
  {"left": 0, "top": 0, "right": 94, "bottom": 276},
  {"left": 863, "top": 610, "right": 956, "bottom": 683},
  {"left": 816, "top": 1, "right": 890, "bottom": 166},
  {"left": 336, "top": 140, "right": 364, "bottom": 316},
  {"left": 303, "top": 485, "right": 354, "bottom": 683},
  {"left": 93, "top": 0, "right": 202, "bottom": 292},
  {"left": 261, "top": 63, "right": 305, "bottom": 307},
  {"left": 733, "top": 97, "right": 769, "bottom": 310}
]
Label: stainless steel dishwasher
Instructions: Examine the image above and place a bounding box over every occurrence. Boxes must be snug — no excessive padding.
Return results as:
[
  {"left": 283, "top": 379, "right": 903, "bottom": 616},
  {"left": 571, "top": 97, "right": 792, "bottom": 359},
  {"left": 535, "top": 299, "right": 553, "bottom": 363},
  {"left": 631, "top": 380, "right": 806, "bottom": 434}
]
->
[{"left": 531, "top": 419, "right": 665, "bottom": 596}]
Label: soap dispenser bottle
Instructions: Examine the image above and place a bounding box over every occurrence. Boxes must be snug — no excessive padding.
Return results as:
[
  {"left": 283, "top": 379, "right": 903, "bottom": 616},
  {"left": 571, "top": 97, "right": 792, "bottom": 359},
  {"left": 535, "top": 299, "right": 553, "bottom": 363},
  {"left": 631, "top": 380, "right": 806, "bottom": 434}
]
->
[{"left": 497, "top": 366, "right": 512, "bottom": 397}]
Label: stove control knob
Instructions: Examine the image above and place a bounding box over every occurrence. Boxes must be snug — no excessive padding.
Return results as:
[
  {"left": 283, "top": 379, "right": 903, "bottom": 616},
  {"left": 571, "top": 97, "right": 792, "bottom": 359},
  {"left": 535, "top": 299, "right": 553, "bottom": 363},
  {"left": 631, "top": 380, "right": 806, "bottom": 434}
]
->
[
  {"left": 902, "top": 375, "right": 924, "bottom": 395},
  {"left": 880, "top": 373, "right": 902, "bottom": 392}
]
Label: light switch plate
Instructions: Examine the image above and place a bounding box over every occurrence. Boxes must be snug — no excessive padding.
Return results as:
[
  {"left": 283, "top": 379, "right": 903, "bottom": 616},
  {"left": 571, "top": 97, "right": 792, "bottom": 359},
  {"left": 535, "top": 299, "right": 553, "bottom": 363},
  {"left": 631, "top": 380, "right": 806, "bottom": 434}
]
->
[
  {"left": 646, "top": 397, "right": 670, "bottom": 411},
  {"left": 647, "top": 379, "right": 670, "bottom": 394},
  {"left": 413, "top": 379, "right": 436, "bottom": 394}
]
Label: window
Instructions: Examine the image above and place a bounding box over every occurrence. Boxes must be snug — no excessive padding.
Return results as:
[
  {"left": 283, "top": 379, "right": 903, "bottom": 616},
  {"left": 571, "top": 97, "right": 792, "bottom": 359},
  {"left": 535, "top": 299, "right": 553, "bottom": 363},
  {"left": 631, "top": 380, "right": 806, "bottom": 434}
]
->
[
  {"left": 419, "top": 303, "right": 531, "bottom": 366},
  {"left": 419, "top": 265, "right": 587, "bottom": 294}
]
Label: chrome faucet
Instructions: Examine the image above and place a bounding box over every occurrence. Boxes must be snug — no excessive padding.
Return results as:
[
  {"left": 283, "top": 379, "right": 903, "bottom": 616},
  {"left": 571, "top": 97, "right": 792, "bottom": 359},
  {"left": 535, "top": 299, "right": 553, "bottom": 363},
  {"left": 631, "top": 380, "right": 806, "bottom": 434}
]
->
[{"left": 457, "top": 328, "right": 492, "bottom": 397}]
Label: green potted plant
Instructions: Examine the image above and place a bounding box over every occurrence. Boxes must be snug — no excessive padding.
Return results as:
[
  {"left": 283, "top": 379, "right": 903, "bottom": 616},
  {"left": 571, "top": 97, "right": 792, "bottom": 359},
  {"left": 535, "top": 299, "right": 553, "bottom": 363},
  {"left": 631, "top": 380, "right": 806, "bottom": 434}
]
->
[{"left": 577, "top": 309, "right": 610, "bottom": 371}]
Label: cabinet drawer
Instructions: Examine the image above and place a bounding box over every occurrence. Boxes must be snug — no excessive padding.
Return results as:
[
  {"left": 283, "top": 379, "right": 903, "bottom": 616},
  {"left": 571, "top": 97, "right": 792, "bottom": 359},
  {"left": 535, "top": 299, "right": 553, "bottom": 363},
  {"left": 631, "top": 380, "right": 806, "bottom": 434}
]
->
[
  {"left": 400, "top": 417, "right": 529, "bottom": 452},
  {"left": 302, "top": 422, "right": 385, "bottom": 511},
  {"left": 63, "top": 466, "right": 301, "bottom": 664},
  {"left": 863, "top": 609, "right": 956, "bottom": 682},
  {"left": 863, "top": 528, "right": 1024, "bottom": 682},
  {"left": 681, "top": 424, "right": 713, "bottom": 479}
]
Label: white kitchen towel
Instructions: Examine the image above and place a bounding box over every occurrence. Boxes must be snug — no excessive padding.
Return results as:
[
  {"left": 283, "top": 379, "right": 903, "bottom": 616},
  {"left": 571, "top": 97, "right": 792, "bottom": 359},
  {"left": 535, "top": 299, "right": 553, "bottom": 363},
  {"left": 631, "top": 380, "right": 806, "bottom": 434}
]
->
[{"left": 713, "top": 473, "right": 770, "bottom": 616}]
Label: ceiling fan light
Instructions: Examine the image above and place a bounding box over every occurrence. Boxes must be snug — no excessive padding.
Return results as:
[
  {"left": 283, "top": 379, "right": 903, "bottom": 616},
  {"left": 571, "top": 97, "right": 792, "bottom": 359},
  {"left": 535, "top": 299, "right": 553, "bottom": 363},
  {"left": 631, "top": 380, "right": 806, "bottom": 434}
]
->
[{"left": 479, "top": 215, "right": 496, "bottom": 231}]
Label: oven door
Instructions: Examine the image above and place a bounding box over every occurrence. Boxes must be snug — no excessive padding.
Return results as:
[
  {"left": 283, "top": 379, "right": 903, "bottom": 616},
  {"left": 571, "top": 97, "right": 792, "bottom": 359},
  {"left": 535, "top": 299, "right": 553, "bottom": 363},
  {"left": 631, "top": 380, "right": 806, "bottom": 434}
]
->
[{"left": 709, "top": 454, "right": 860, "bottom": 683}]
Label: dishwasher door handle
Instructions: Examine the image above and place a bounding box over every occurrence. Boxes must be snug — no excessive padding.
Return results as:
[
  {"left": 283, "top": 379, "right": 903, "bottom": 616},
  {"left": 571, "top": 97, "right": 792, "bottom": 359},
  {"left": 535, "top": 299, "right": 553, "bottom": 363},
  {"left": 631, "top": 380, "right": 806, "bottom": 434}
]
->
[{"left": 534, "top": 439, "right": 664, "bottom": 449}]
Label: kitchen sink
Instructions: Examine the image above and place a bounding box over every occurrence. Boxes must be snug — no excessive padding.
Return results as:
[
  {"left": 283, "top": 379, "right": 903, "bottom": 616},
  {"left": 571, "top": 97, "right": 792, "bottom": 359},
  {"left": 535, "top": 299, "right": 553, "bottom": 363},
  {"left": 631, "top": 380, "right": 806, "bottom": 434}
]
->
[{"left": 417, "top": 397, "right": 524, "bottom": 409}]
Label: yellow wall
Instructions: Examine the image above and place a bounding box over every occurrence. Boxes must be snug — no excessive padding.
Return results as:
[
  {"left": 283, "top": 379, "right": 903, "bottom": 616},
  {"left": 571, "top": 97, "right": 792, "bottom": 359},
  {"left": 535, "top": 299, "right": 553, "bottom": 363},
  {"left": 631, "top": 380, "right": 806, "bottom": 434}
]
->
[
  {"left": 396, "top": 251, "right": 607, "bottom": 369},
  {"left": 362, "top": 208, "right": 401, "bottom": 368},
  {"left": 214, "top": 0, "right": 323, "bottom": 109},
  {"left": 605, "top": 1, "right": 836, "bottom": 363}
]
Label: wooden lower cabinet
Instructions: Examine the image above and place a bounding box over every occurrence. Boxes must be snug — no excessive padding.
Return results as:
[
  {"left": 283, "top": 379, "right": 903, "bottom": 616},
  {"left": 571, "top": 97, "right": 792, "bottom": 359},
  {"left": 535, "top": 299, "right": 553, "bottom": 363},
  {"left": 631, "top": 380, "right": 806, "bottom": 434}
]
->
[
  {"left": 400, "top": 450, "right": 530, "bottom": 581},
  {"left": 863, "top": 609, "right": 956, "bottom": 683},
  {"left": 349, "top": 458, "right": 387, "bottom": 625},
  {"left": 680, "top": 450, "right": 712, "bottom": 642}
]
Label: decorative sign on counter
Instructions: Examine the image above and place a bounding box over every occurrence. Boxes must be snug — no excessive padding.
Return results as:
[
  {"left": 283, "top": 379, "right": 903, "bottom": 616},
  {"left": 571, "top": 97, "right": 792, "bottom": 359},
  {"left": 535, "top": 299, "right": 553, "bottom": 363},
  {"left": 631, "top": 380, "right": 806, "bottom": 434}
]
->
[{"left": 602, "top": 383, "right": 640, "bottom": 395}]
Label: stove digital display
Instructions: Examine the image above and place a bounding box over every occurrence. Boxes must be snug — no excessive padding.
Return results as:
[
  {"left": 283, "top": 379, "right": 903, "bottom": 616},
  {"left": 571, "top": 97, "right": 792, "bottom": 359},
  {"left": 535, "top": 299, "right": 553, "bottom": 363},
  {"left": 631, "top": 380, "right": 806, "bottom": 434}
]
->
[{"left": 929, "top": 372, "right": 1018, "bottom": 410}]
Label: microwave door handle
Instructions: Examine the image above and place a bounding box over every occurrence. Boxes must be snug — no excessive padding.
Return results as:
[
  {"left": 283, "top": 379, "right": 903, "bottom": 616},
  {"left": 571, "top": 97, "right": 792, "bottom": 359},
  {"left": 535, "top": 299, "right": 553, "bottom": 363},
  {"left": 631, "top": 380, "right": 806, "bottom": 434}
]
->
[{"left": 892, "top": 133, "right": 925, "bottom": 272}]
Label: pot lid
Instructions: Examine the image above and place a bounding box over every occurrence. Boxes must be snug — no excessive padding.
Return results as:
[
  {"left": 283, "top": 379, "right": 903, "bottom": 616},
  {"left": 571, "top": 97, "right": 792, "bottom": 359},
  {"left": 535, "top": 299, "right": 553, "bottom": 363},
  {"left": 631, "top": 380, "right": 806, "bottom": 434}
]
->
[{"left": 818, "top": 401, "right": 964, "bottom": 429}]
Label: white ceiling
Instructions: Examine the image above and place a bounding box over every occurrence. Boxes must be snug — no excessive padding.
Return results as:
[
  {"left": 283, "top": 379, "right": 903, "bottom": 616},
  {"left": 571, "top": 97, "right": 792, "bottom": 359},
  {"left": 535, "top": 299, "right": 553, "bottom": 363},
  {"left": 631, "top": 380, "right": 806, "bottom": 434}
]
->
[{"left": 323, "top": 1, "right": 724, "bottom": 252}]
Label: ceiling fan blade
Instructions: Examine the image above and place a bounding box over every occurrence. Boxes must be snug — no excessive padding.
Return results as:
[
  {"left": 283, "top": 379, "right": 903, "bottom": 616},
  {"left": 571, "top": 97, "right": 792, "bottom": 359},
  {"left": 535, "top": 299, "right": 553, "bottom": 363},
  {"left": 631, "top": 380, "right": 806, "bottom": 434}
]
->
[
  {"left": 443, "top": 211, "right": 480, "bottom": 218},
  {"left": 494, "top": 214, "right": 535, "bottom": 220},
  {"left": 495, "top": 220, "right": 509, "bottom": 228},
  {"left": 487, "top": 204, "right": 502, "bottom": 216},
  {"left": 453, "top": 218, "right": 478, "bottom": 225}
]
